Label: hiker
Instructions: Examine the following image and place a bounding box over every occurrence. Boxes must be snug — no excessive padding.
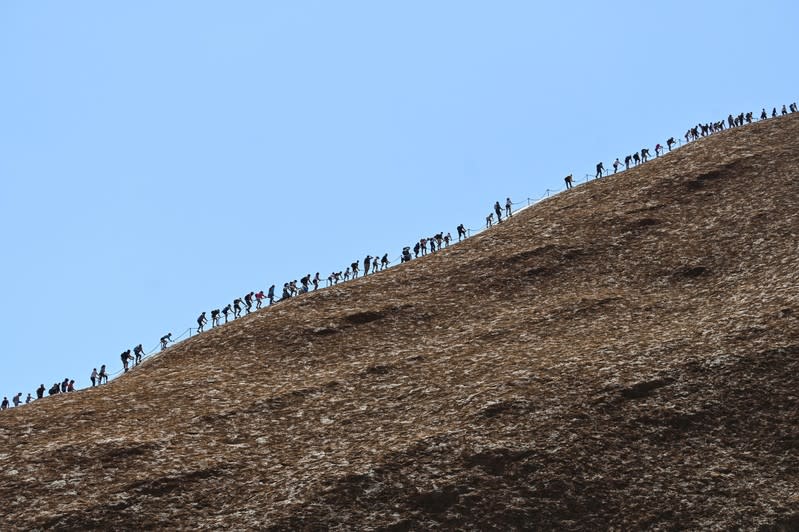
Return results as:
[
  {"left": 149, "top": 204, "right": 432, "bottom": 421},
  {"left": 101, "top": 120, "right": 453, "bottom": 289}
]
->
[
  {"left": 564, "top": 174, "right": 573, "bottom": 189},
  {"left": 667, "top": 137, "right": 676, "bottom": 151},
  {"left": 67, "top": 380, "right": 75, "bottom": 392},
  {"left": 268, "top": 285, "right": 275, "bottom": 305},
  {"left": 313, "top": 273, "right": 321, "bottom": 290},
  {"left": 772, "top": 107, "right": 777, "bottom": 117},
  {"left": 222, "top": 304, "right": 232, "bottom": 323},
  {"left": 211, "top": 309, "right": 221, "bottom": 327},
  {"left": 381, "top": 254, "right": 389, "bottom": 269},
  {"left": 121, "top": 350, "right": 132, "bottom": 372},
  {"left": 343, "top": 268, "right": 351, "bottom": 281},
  {"left": 197, "top": 311, "right": 207, "bottom": 332},
  {"left": 595, "top": 162, "right": 604, "bottom": 178},
  {"left": 48, "top": 383, "right": 59, "bottom": 396},
  {"left": 790, "top": 103, "right": 797, "bottom": 113},
  {"left": 505, "top": 198, "right": 512, "bottom": 218},
  {"left": 457, "top": 224, "right": 466, "bottom": 241},
  {"left": 413, "top": 243, "right": 420, "bottom": 258},
  {"left": 61, "top": 378, "right": 69, "bottom": 392},
  {"left": 420, "top": 238, "right": 427, "bottom": 256},
  {"left": 99, "top": 365, "right": 108, "bottom": 384},
  {"left": 281, "top": 283, "right": 290, "bottom": 299},
  {"left": 633, "top": 152, "right": 640, "bottom": 165},
  {"left": 655, "top": 144, "right": 663, "bottom": 157},
  {"left": 36, "top": 384, "right": 45, "bottom": 399},
  {"left": 160, "top": 333, "right": 172, "bottom": 351},
  {"left": 1, "top": 397, "right": 7, "bottom": 410},
  {"left": 613, "top": 158, "right": 622, "bottom": 173},
  {"left": 486, "top": 213, "right": 493, "bottom": 228},
  {"left": 300, "top": 275, "right": 310, "bottom": 293},
  {"left": 255, "top": 291, "right": 265, "bottom": 309},
  {"left": 782, "top": 104, "right": 788, "bottom": 116},
  {"left": 90, "top": 368, "right": 98, "bottom": 387},
  {"left": 363, "top": 255, "right": 372, "bottom": 275},
  {"left": 494, "top": 201, "right": 503, "bottom": 222},
  {"left": 244, "top": 292, "right": 254, "bottom": 313},
  {"left": 760, "top": 108, "right": 768, "bottom": 120},
  {"left": 401, "top": 247, "right": 412, "bottom": 262},
  {"left": 25, "top": 393, "right": 32, "bottom": 404},
  {"left": 641, "top": 148, "right": 650, "bottom": 162},
  {"left": 351, "top": 261, "right": 359, "bottom": 278},
  {"left": 12, "top": 393, "right": 22, "bottom": 407},
  {"left": 624, "top": 155, "right": 632, "bottom": 170},
  {"left": 133, "top": 344, "right": 144, "bottom": 364},
  {"left": 233, "top": 298, "right": 243, "bottom": 318}
]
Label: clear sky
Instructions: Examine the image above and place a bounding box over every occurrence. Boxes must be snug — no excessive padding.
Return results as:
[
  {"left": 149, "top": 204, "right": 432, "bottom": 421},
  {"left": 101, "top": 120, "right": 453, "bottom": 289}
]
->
[{"left": 1, "top": 1, "right": 797, "bottom": 400}]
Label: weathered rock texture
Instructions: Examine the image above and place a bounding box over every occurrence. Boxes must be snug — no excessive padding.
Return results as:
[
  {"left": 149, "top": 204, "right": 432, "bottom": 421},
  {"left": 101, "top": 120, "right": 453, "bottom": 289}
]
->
[{"left": 1, "top": 114, "right": 799, "bottom": 530}]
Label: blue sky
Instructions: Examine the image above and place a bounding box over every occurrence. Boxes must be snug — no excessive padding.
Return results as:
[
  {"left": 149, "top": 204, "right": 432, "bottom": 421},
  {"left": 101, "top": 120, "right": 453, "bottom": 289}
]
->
[{"left": 1, "top": 1, "right": 797, "bottom": 399}]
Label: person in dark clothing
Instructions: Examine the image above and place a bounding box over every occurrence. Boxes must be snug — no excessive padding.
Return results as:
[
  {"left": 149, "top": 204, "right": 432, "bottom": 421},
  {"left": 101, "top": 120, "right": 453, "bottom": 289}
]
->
[
  {"left": 244, "top": 292, "right": 254, "bottom": 313},
  {"left": 160, "top": 333, "right": 172, "bottom": 351},
  {"left": 133, "top": 344, "right": 144, "bottom": 365},
  {"left": 267, "top": 285, "right": 275, "bottom": 305},
  {"left": 782, "top": 105, "right": 788, "bottom": 116},
  {"left": 564, "top": 174, "right": 573, "bottom": 189},
  {"left": 61, "top": 378, "right": 69, "bottom": 392},
  {"left": 494, "top": 201, "right": 503, "bottom": 222},
  {"left": 36, "top": 384, "right": 45, "bottom": 399},
  {"left": 211, "top": 309, "right": 221, "bottom": 327},
  {"left": 67, "top": 380, "right": 75, "bottom": 392},
  {"left": 255, "top": 291, "right": 265, "bottom": 309},
  {"left": 612, "top": 158, "right": 622, "bottom": 173},
  {"left": 363, "top": 255, "right": 372, "bottom": 275},
  {"left": 595, "top": 162, "right": 604, "bottom": 178},
  {"left": 0, "top": 397, "right": 8, "bottom": 410},
  {"left": 633, "top": 152, "right": 640, "bottom": 165},
  {"left": 624, "top": 155, "right": 632, "bottom": 169},
  {"left": 457, "top": 224, "right": 466, "bottom": 241},
  {"left": 233, "top": 298, "right": 243, "bottom": 318},
  {"left": 312, "top": 273, "right": 321, "bottom": 290},
  {"left": 667, "top": 137, "right": 676, "bottom": 151},
  {"left": 99, "top": 365, "right": 108, "bottom": 384},
  {"left": 49, "top": 383, "right": 60, "bottom": 395},
  {"left": 281, "top": 283, "right": 290, "bottom": 300},
  {"left": 413, "top": 242, "right": 420, "bottom": 258},
  {"left": 402, "top": 247, "right": 412, "bottom": 263},
  {"left": 121, "top": 350, "right": 131, "bottom": 372},
  {"left": 772, "top": 107, "right": 777, "bottom": 117},
  {"left": 197, "top": 312, "right": 207, "bottom": 332},
  {"left": 222, "top": 305, "right": 231, "bottom": 323},
  {"left": 641, "top": 148, "right": 650, "bottom": 162},
  {"left": 351, "top": 261, "right": 360, "bottom": 278},
  {"left": 790, "top": 103, "right": 798, "bottom": 113}
]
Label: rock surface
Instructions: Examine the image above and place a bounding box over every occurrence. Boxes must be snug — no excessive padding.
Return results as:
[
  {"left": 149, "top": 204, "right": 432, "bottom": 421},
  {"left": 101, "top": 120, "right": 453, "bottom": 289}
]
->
[{"left": 1, "top": 115, "right": 799, "bottom": 530}]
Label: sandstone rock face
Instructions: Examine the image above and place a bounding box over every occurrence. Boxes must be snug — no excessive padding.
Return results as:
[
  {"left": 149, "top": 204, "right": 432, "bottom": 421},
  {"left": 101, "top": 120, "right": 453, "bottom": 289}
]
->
[{"left": 1, "top": 115, "right": 799, "bottom": 530}]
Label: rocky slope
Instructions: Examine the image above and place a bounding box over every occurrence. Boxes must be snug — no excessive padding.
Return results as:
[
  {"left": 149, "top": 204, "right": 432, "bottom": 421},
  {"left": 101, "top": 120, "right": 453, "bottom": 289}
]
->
[{"left": 1, "top": 114, "right": 799, "bottom": 530}]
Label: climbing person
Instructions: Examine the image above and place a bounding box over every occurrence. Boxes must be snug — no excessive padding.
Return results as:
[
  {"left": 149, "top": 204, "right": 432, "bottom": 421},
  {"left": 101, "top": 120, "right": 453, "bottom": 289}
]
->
[
  {"left": 655, "top": 144, "right": 663, "bottom": 157},
  {"left": 640, "top": 148, "right": 650, "bottom": 162},
  {"left": 160, "top": 333, "right": 172, "bottom": 351},
  {"left": 486, "top": 213, "right": 493, "bottom": 228},
  {"left": 372, "top": 256, "right": 379, "bottom": 273},
  {"left": 280, "top": 283, "right": 290, "bottom": 300},
  {"left": 121, "top": 350, "right": 132, "bottom": 372},
  {"left": 1, "top": 397, "right": 7, "bottom": 410},
  {"left": 268, "top": 285, "right": 275, "bottom": 305},
  {"left": 363, "top": 255, "right": 372, "bottom": 275},
  {"left": 67, "top": 380, "right": 75, "bottom": 392},
  {"left": 457, "top": 224, "right": 466, "bottom": 241},
  {"left": 13, "top": 393, "right": 22, "bottom": 407},
  {"left": 494, "top": 201, "right": 503, "bottom": 222},
  {"left": 564, "top": 174, "right": 574, "bottom": 189},
  {"left": 25, "top": 393, "right": 32, "bottom": 404},
  {"left": 133, "top": 344, "right": 144, "bottom": 364},
  {"left": 222, "top": 304, "right": 232, "bottom": 323},
  {"left": 381, "top": 254, "right": 389, "bottom": 269},
  {"left": 401, "top": 247, "right": 412, "bottom": 262},
  {"left": 623, "top": 155, "right": 631, "bottom": 170},
  {"left": 633, "top": 152, "right": 640, "bottom": 166},
  {"left": 444, "top": 233, "right": 452, "bottom": 247},
  {"left": 760, "top": 108, "right": 768, "bottom": 120},
  {"left": 211, "top": 309, "right": 221, "bottom": 327},
  {"left": 790, "top": 102, "right": 797, "bottom": 113},
  {"left": 61, "top": 378, "right": 69, "bottom": 392},
  {"left": 233, "top": 298, "right": 243, "bottom": 318},
  {"left": 90, "top": 368, "right": 98, "bottom": 387},
  {"left": 351, "top": 261, "right": 360, "bottom": 278},
  {"left": 300, "top": 275, "right": 310, "bottom": 293},
  {"left": 244, "top": 292, "right": 254, "bottom": 313},
  {"left": 255, "top": 291, "right": 265, "bottom": 309},
  {"left": 505, "top": 197, "right": 512, "bottom": 218},
  {"left": 420, "top": 238, "right": 427, "bottom": 256},
  {"left": 667, "top": 137, "right": 676, "bottom": 151},
  {"left": 613, "top": 158, "right": 622, "bottom": 173},
  {"left": 343, "top": 268, "right": 351, "bottom": 280},
  {"left": 595, "top": 162, "right": 604, "bottom": 178},
  {"left": 36, "top": 384, "right": 45, "bottom": 399},
  {"left": 99, "top": 364, "right": 108, "bottom": 384},
  {"left": 197, "top": 312, "right": 207, "bottom": 332},
  {"left": 772, "top": 107, "right": 777, "bottom": 117},
  {"left": 313, "top": 273, "right": 321, "bottom": 290},
  {"left": 49, "top": 383, "right": 59, "bottom": 395},
  {"left": 782, "top": 104, "right": 788, "bottom": 116}
]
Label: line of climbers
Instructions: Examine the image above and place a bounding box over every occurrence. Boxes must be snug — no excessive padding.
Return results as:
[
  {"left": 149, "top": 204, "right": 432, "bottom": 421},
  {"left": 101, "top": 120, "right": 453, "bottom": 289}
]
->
[
  {"left": 573, "top": 102, "right": 798, "bottom": 188},
  {"left": 3, "top": 102, "right": 797, "bottom": 412}
]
